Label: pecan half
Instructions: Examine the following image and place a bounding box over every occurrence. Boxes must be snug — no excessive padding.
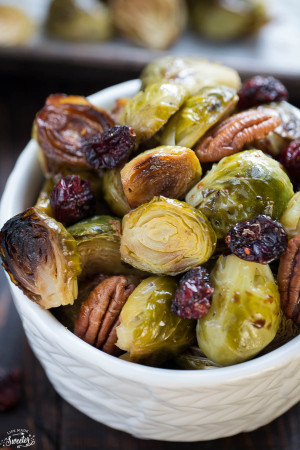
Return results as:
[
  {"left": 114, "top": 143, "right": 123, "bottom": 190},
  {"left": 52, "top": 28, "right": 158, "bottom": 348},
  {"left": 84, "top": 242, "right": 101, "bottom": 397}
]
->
[
  {"left": 195, "top": 109, "right": 281, "bottom": 162},
  {"left": 278, "top": 233, "right": 300, "bottom": 324},
  {"left": 74, "top": 276, "right": 135, "bottom": 355}
]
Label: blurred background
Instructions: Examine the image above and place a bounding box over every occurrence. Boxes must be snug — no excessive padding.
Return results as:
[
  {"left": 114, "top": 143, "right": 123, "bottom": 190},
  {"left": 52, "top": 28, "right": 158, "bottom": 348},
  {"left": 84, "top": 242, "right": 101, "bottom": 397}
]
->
[{"left": 0, "top": 1, "right": 299, "bottom": 449}]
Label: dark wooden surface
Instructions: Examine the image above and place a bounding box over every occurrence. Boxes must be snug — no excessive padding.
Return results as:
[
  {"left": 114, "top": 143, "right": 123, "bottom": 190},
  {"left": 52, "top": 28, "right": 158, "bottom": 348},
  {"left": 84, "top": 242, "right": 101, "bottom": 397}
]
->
[{"left": 0, "top": 63, "right": 299, "bottom": 450}]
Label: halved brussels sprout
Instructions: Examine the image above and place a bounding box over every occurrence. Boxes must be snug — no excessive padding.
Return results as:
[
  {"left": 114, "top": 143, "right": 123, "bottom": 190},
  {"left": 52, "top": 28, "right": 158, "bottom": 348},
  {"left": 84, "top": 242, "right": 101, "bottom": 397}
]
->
[
  {"left": 120, "top": 82, "right": 186, "bottom": 144},
  {"left": 197, "top": 254, "right": 280, "bottom": 366},
  {"left": 186, "top": 150, "right": 294, "bottom": 238},
  {"left": 116, "top": 276, "right": 195, "bottom": 364},
  {"left": 111, "top": 0, "right": 187, "bottom": 50},
  {"left": 161, "top": 85, "right": 238, "bottom": 147},
  {"left": 120, "top": 196, "right": 217, "bottom": 275},
  {"left": 67, "top": 215, "right": 142, "bottom": 279},
  {"left": 254, "top": 102, "right": 300, "bottom": 155},
  {"left": 0, "top": 207, "right": 81, "bottom": 309},
  {"left": 176, "top": 347, "right": 222, "bottom": 370},
  {"left": 46, "top": 0, "right": 113, "bottom": 41},
  {"left": 140, "top": 56, "right": 241, "bottom": 96},
  {"left": 103, "top": 168, "right": 131, "bottom": 217},
  {"left": 120, "top": 146, "right": 202, "bottom": 208},
  {"left": 190, "top": 0, "right": 268, "bottom": 41},
  {"left": 34, "top": 94, "right": 115, "bottom": 176},
  {"left": 280, "top": 192, "right": 300, "bottom": 239}
]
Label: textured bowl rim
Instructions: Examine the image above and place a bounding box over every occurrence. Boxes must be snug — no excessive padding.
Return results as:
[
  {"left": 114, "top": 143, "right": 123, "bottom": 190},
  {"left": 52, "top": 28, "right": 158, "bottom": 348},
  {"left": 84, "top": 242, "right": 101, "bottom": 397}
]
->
[{"left": 1, "top": 79, "right": 299, "bottom": 389}]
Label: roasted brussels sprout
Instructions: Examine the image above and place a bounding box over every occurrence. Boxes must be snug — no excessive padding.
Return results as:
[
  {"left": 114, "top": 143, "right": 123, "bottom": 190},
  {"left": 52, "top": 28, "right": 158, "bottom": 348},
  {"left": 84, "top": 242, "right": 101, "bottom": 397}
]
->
[
  {"left": 111, "top": 0, "right": 187, "bottom": 50},
  {"left": 103, "top": 168, "right": 131, "bottom": 217},
  {"left": 46, "top": 0, "right": 113, "bottom": 41},
  {"left": 35, "top": 178, "right": 55, "bottom": 217},
  {"left": 254, "top": 102, "right": 300, "bottom": 155},
  {"left": 186, "top": 150, "right": 294, "bottom": 238},
  {"left": 67, "top": 215, "right": 142, "bottom": 279},
  {"left": 0, "top": 6, "right": 35, "bottom": 46},
  {"left": 190, "top": 0, "right": 268, "bottom": 41},
  {"left": 34, "top": 94, "right": 115, "bottom": 176},
  {"left": 197, "top": 254, "right": 280, "bottom": 366},
  {"left": 161, "top": 85, "right": 238, "bottom": 148},
  {"left": 116, "top": 276, "right": 195, "bottom": 364},
  {"left": 280, "top": 192, "right": 300, "bottom": 239},
  {"left": 120, "top": 82, "right": 186, "bottom": 144},
  {"left": 120, "top": 146, "right": 201, "bottom": 208},
  {"left": 0, "top": 207, "right": 81, "bottom": 309},
  {"left": 120, "top": 196, "right": 217, "bottom": 275},
  {"left": 140, "top": 56, "right": 241, "bottom": 96},
  {"left": 176, "top": 347, "right": 222, "bottom": 370}
]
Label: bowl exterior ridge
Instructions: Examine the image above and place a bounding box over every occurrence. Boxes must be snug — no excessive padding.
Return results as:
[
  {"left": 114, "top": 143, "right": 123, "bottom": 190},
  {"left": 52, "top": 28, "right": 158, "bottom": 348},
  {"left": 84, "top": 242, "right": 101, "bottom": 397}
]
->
[{"left": 1, "top": 79, "right": 300, "bottom": 441}]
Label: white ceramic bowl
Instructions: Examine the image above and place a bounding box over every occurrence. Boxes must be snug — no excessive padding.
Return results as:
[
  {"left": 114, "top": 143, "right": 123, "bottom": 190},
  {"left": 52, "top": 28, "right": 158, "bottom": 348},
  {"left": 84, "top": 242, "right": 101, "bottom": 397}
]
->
[{"left": 1, "top": 80, "right": 300, "bottom": 442}]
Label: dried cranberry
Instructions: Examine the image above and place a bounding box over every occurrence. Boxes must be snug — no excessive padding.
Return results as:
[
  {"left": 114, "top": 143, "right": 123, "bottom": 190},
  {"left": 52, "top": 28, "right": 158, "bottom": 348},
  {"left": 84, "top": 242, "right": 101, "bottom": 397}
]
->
[
  {"left": 171, "top": 267, "right": 214, "bottom": 320},
  {"left": 0, "top": 367, "right": 22, "bottom": 412},
  {"left": 85, "top": 125, "right": 136, "bottom": 170},
  {"left": 50, "top": 175, "right": 95, "bottom": 226},
  {"left": 280, "top": 140, "right": 300, "bottom": 186},
  {"left": 238, "top": 76, "right": 288, "bottom": 110},
  {"left": 225, "top": 215, "right": 288, "bottom": 264}
]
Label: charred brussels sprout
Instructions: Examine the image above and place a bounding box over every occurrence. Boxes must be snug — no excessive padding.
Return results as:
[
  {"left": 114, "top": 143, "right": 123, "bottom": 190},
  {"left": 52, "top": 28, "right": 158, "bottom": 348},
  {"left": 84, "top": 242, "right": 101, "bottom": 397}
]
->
[
  {"left": 103, "top": 168, "right": 131, "bottom": 217},
  {"left": 116, "top": 276, "right": 195, "bottom": 364},
  {"left": 280, "top": 192, "right": 300, "bottom": 239},
  {"left": 0, "top": 207, "right": 81, "bottom": 309},
  {"left": 140, "top": 56, "right": 241, "bottom": 96},
  {"left": 197, "top": 255, "right": 280, "bottom": 366},
  {"left": 111, "top": 0, "right": 187, "bottom": 50},
  {"left": 120, "top": 82, "right": 186, "bottom": 144},
  {"left": 120, "top": 146, "right": 202, "bottom": 208},
  {"left": 162, "top": 85, "right": 238, "bottom": 147},
  {"left": 67, "top": 215, "right": 141, "bottom": 279},
  {"left": 34, "top": 94, "right": 114, "bottom": 176},
  {"left": 186, "top": 150, "right": 294, "bottom": 238},
  {"left": 120, "top": 196, "right": 217, "bottom": 275},
  {"left": 190, "top": 0, "right": 268, "bottom": 41},
  {"left": 46, "top": 0, "right": 113, "bottom": 41}
]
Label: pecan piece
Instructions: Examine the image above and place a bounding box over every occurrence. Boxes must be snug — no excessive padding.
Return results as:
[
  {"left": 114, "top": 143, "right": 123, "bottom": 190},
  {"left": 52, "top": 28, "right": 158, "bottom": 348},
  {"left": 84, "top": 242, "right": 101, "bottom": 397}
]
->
[
  {"left": 278, "top": 233, "right": 300, "bottom": 324},
  {"left": 195, "top": 109, "right": 281, "bottom": 163},
  {"left": 74, "top": 276, "right": 135, "bottom": 355}
]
